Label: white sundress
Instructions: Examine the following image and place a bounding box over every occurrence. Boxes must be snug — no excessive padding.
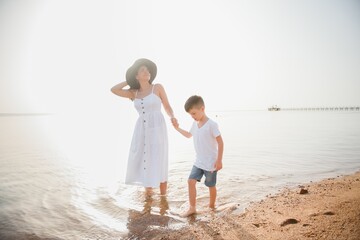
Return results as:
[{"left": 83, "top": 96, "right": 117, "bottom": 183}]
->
[{"left": 125, "top": 85, "right": 168, "bottom": 188}]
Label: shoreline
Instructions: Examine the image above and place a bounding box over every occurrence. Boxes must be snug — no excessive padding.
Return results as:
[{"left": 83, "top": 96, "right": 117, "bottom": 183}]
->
[{"left": 145, "top": 171, "right": 360, "bottom": 240}]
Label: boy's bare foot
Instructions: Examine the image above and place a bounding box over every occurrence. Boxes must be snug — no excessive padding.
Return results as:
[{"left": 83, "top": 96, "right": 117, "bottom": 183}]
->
[{"left": 180, "top": 206, "right": 196, "bottom": 217}]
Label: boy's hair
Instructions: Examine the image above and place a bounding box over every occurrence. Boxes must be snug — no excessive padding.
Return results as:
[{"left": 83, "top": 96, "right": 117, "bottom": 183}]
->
[{"left": 184, "top": 95, "right": 205, "bottom": 112}]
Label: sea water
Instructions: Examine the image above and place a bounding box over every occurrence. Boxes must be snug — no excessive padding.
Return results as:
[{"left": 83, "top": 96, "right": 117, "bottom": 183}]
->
[{"left": 1, "top": 110, "right": 359, "bottom": 239}]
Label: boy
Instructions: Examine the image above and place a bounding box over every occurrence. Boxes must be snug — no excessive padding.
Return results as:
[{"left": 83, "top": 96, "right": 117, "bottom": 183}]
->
[{"left": 172, "top": 95, "right": 224, "bottom": 217}]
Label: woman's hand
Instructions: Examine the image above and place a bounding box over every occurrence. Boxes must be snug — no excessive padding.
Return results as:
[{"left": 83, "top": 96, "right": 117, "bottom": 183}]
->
[{"left": 171, "top": 117, "right": 179, "bottom": 129}]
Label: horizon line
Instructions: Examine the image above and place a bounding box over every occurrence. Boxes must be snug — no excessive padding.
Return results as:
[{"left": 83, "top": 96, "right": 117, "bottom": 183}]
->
[{"left": 0, "top": 113, "right": 54, "bottom": 116}]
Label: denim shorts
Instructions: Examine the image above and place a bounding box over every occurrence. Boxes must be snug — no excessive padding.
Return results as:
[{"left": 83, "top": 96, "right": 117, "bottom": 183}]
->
[{"left": 188, "top": 165, "right": 217, "bottom": 187}]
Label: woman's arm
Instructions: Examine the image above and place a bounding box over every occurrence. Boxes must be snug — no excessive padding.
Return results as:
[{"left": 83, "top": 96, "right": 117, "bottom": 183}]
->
[
  {"left": 156, "top": 84, "right": 175, "bottom": 119},
  {"left": 111, "top": 81, "right": 135, "bottom": 99}
]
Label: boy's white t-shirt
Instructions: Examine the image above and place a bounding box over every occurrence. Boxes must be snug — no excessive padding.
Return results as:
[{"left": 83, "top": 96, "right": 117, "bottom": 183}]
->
[{"left": 190, "top": 118, "right": 221, "bottom": 171}]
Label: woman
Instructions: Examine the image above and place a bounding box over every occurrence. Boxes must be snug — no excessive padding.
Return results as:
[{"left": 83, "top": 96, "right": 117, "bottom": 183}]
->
[{"left": 111, "top": 58, "right": 176, "bottom": 195}]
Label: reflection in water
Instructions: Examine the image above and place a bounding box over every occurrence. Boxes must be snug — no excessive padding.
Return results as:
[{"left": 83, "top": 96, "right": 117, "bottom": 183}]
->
[
  {"left": 186, "top": 214, "right": 197, "bottom": 225},
  {"left": 126, "top": 194, "right": 172, "bottom": 239},
  {"left": 159, "top": 196, "right": 170, "bottom": 216}
]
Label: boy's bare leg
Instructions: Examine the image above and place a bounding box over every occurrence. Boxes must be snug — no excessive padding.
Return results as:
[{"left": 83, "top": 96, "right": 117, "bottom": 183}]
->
[
  {"left": 209, "top": 186, "right": 217, "bottom": 209},
  {"left": 181, "top": 179, "right": 197, "bottom": 217},
  {"left": 189, "top": 179, "right": 197, "bottom": 209},
  {"left": 160, "top": 181, "right": 167, "bottom": 195}
]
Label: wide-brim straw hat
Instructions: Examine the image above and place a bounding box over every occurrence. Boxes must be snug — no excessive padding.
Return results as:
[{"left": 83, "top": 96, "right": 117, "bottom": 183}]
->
[{"left": 126, "top": 58, "right": 157, "bottom": 89}]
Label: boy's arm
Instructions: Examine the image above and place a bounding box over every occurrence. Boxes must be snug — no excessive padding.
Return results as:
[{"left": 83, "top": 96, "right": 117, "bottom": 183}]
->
[
  {"left": 175, "top": 126, "right": 192, "bottom": 138},
  {"left": 172, "top": 120, "right": 192, "bottom": 138},
  {"left": 214, "top": 135, "right": 224, "bottom": 171}
]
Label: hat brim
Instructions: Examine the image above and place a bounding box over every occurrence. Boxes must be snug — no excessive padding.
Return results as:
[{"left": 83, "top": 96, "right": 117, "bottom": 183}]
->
[{"left": 126, "top": 58, "right": 157, "bottom": 89}]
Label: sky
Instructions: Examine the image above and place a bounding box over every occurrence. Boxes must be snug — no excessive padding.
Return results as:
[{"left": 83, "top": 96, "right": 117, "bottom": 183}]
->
[{"left": 1, "top": 0, "right": 360, "bottom": 114}]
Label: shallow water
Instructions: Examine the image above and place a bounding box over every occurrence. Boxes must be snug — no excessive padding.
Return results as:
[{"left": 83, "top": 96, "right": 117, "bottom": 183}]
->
[{"left": 0, "top": 111, "right": 359, "bottom": 239}]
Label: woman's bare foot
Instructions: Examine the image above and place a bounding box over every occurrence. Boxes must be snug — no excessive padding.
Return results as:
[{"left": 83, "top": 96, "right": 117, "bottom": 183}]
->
[
  {"left": 180, "top": 206, "right": 196, "bottom": 217},
  {"left": 145, "top": 187, "right": 153, "bottom": 198}
]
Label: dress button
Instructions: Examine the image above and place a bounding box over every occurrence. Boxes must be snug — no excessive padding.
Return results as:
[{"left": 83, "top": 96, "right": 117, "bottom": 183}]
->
[
  {"left": 143, "top": 112, "right": 145, "bottom": 114},
  {"left": 144, "top": 120, "right": 146, "bottom": 123}
]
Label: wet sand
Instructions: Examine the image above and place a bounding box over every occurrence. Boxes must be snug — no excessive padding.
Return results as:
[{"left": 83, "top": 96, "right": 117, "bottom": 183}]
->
[{"left": 137, "top": 171, "right": 360, "bottom": 240}]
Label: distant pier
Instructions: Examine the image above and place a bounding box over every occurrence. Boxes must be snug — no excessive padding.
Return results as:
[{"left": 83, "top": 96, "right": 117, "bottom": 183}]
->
[{"left": 271, "top": 106, "right": 360, "bottom": 111}]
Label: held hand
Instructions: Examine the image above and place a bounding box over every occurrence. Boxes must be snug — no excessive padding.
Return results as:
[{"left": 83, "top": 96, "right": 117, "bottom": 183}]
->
[{"left": 171, "top": 118, "right": 179, "bottom": 129}]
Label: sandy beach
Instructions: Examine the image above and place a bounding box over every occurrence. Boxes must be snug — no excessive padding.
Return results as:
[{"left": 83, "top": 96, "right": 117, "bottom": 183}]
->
[{"left": 137, "top": 171, "right": 360, "bottom": 240}]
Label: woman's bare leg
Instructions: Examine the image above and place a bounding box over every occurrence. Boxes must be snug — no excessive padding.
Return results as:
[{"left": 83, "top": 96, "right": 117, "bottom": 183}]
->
[{"left": 160, "top": 181, "right": 167, "bottom": 195}]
